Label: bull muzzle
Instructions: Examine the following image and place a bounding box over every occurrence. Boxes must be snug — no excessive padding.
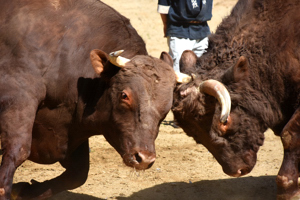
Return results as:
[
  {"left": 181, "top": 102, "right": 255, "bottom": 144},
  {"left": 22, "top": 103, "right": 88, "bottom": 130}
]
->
[{"left": 122, "top": 150, "right": 156, "bottom": 170}]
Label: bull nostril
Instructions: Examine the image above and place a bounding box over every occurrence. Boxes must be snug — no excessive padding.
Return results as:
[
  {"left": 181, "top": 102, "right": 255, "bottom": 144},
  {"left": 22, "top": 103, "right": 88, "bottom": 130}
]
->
[
  {"left": 128, "top": 152, "right": 156, "bottom": 170},
  {"left": 135, "top": 153, "right": 142, "bottom": 163},
  {"left": 240, "top": 168, "right": 249, "bottom": 176},
  {"left": 233, "top": 168, "right": 249, "bottom": 177}
]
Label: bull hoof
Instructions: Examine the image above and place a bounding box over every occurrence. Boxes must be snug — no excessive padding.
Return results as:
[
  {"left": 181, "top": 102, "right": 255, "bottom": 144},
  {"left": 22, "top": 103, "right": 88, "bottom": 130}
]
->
[
  {"left": 277, "top": 175, "right": 295, "bottom": 188},
  {"left": 277, "top": 193, "right": 300, "bottom": 200},
  {"left": 276, "top": 175, "right": 300, "bottom": 200}
]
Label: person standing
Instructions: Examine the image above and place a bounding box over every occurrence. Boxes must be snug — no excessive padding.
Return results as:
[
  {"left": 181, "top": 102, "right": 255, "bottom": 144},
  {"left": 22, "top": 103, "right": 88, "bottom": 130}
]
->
[{"left": 158, "top": 0, "right": 213, "bottom": 72}]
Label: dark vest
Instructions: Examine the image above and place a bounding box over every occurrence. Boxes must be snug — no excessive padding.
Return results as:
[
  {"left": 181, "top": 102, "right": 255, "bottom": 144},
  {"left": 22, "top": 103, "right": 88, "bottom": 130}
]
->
[{"left": 159, "top": 0, "right": 213, "bottom": 40}]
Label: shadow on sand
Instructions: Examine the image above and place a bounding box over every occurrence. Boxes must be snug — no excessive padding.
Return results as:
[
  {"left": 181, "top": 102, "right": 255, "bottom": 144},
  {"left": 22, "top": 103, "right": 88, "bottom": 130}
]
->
[
  {"left": 50, "top": 192, "right": 104, "bottom": 200},
  {"left": 51, "top": 176, "right": 277, "bottom": 200}
]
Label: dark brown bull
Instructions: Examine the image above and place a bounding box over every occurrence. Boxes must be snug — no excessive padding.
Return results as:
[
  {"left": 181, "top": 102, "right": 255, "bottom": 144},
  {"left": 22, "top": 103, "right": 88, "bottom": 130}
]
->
[
  {"left": 0, "top": 0, "right": 176, "bottom": 199},
  {"left": 172, "top": 0, "right": 300, "bottom": 199}
]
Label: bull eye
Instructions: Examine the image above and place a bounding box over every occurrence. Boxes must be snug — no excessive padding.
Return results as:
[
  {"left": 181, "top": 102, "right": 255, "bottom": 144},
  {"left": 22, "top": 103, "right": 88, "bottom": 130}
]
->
[
  {"left": 219, "top": 115, "right": 231, "bottom": 136},
  {"left": 121, "top": 92, "right": 129, "bottom": 101},
  {"left": 219, "top": 123, "right": 228, "bottom": 135},
  {"left": 223, "top": 119, "right": 228, "bottom": 125}
]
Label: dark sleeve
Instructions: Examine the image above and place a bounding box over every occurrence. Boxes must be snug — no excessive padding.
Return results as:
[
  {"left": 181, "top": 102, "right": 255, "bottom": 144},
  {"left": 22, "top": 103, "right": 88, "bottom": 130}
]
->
[{"left": 158, "top": 0, "right": 170, "bottom": 6}]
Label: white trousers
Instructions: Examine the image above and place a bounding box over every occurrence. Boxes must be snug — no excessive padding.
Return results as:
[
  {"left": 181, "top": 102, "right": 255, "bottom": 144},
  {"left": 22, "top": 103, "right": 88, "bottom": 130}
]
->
[{"left": 168, "top": 36, "right": 208, "bottom": 72}]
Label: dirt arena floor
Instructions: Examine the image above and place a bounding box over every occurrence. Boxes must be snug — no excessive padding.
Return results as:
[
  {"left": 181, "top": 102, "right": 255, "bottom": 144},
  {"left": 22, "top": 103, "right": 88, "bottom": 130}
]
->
[{"left": 11, "top": 0, "right": 285, "bottom": 199}]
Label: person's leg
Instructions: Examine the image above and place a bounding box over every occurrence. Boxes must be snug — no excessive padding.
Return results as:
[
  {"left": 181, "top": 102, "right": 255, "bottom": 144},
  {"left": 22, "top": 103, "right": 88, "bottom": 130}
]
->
[
  {"left": 168, "top": 37, "right": 194, "bottom": 72},
  {"left": 192, "top": 37, "right": 209, "bottom": 57}
]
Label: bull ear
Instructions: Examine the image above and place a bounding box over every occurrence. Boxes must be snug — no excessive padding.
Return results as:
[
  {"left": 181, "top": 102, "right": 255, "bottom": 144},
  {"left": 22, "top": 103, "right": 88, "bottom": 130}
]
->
[
  {"left": 160, "top": 51, "right": 173, "bottom": 67},
  {"left": 233, "top": 56, "right": 249, "bottom": 82},
  {"left": 90, "top": 49, "right": 109, "bottom": 75},
  {"left": 180, "top": 50, "right": 197, "bottom": 75}
]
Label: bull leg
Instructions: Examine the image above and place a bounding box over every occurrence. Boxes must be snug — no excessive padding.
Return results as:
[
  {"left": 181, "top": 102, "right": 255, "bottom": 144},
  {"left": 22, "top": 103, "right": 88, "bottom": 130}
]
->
[
  {"left": 276, "top": 108, "right": 300, "bottom": 200},
  {"left": 14, "top": 140, "right": 90, "bottom": 200},
  {"left": 0, "top": 104, "right": 37, "bottom": 200}
]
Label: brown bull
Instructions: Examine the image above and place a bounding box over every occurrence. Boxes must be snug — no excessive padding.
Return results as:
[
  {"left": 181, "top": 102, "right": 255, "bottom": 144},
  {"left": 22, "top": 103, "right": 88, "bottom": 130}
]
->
[
  {"left": 0, "top": 0, "right": 176, "bottom": 199},
  {"left": 172, "top": 0, "right": 300, "bottom": 199}
]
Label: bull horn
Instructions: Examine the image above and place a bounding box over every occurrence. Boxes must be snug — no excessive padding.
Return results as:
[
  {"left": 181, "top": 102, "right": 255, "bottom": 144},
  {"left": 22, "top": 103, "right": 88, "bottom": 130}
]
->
[
  {"left": 109, "top": 50, "right": 130, "bottom": 67},
  {"left": 175, "top": 72, "right": 192, "bottom": 83},
  {"left": 199, "top": 79, "right": 231, "bottom": 123}
]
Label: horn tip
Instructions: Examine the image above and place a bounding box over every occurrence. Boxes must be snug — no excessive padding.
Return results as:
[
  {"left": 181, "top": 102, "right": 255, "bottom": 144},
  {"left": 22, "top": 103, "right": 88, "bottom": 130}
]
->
[
  {"left": 175, "top": 72, "right": 192, "bottom": 83},
  {"left": 110, "top": 50, "right": 124, "bottom": 57}
]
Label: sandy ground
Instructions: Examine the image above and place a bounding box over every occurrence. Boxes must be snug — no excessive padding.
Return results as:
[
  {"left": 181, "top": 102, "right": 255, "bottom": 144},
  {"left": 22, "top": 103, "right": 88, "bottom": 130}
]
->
[{"left": 10, "top": 0, "right": 285, "bottom": 199}]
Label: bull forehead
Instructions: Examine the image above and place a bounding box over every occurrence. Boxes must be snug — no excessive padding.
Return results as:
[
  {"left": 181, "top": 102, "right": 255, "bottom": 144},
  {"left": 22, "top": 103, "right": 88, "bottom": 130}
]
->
[
  {"left": 130, "top": 55, "right": 172, "bottom": 74},
  {"left": 116, "top": 56, "right": 173, "bottom": 89},
  {"left": 112, "top": 74, "right": 158, "bottom": 103},
  {"left": 112, "top": 68, "right": 172, "bottom": 112}
]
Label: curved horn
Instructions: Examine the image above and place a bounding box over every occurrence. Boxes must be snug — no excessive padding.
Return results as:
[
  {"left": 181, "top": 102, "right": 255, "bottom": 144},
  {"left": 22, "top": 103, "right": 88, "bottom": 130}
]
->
[
  {"left": 199, "top": 79, "right": 231, "bottom": 123},
  {"left": 109, "top": 50, "right": 130, "bottom": 67},
  {"left": 175, "top": 72, "right": 193, "bottom": 83}
]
